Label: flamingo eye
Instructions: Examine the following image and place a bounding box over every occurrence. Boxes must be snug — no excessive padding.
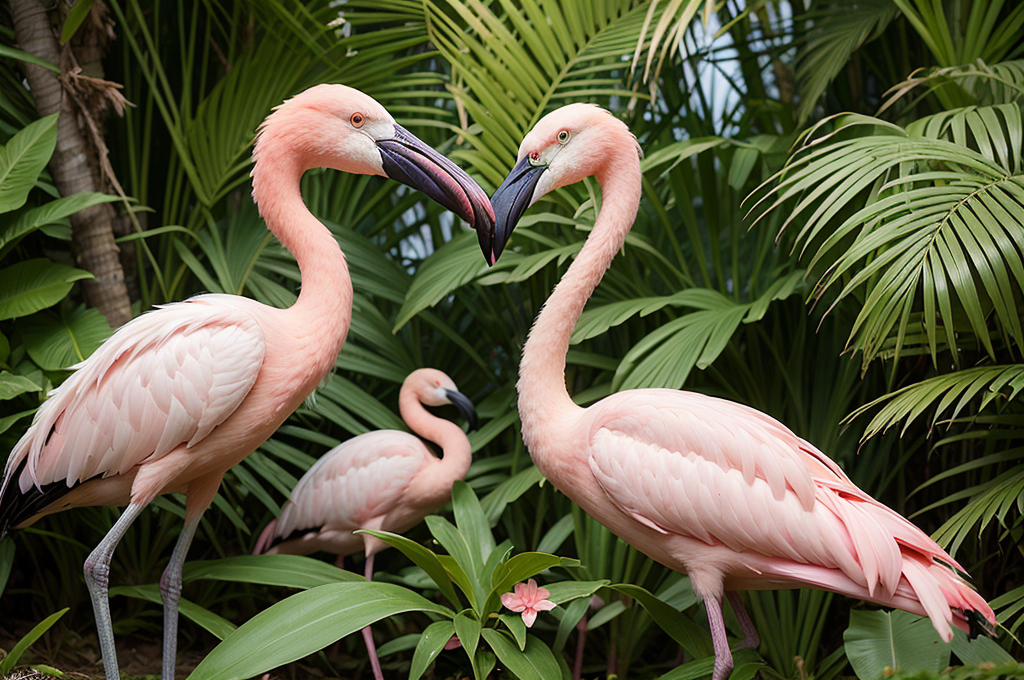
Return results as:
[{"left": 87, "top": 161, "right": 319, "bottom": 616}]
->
[
  {"left": 434, "top": 380, "right": 441, "bottom": 387},
  {"left": 557, "top": 129, "right": 570, "bottom": 144},
  {"left": 350, "top": 112, "right": 365, "bottom": 128},
  {"left": 529, "top": 150, "right": 540, "bottom": 162}
]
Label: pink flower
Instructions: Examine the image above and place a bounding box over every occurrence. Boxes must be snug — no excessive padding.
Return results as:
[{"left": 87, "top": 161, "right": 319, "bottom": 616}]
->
[{"left": 500, "top": 578, "right": 556, "bottom": 627}]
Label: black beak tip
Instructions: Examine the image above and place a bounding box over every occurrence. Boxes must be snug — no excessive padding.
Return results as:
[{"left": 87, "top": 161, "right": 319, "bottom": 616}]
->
[{"left": 445, "top": 389, "right": 479, "bottom": 431}]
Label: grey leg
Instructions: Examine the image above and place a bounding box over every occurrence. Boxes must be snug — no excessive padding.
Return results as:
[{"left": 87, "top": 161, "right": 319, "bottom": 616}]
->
[
  {"left": 160, "top": 511, "right": 203, "bottom": 680},
  {"left": 705, "top": 594, "right": 734, "bottom": 680},
  {"left": 726, "top": 592, "right": 759, "bottom": 650},
  {"left": 361, "top": 554, "right": 384, "bottom": 680},
  {"left": 84, "top": 503, "right": 146, "bottom": 680}
]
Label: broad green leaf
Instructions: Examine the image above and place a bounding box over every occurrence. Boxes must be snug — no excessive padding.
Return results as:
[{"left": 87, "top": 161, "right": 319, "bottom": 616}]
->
[
  {"left": 950, "top": 628, "right": 1014, "bottom": 665},
  {"left": 409, "top": 620, "right": 454, "bottom": 680},
  {"left": 426, "top": 515, "right": 485, "bottom": 609},
  {"left": 454, "top": 611, "right": 482, "bottom": 663},
  {"left": 359, "top": 529, "right": 462, "bottom": 609},
  {"left": 20, "top": 306, "right": 111, "bottom": 370},
  {"left": 0, "top": 371, "right": 42, "bottom": 400},
  {"left": 544, "top": 580, "right": 609, "bottom": 605},
  {"left": 0, "top": 260, "right": 93, "bottom": 321},
  {"left": 487, "top": 554, "right": 576, "bottom": 616},
  {"left": 0, "top": 409, "right": 35, "bottom": 436},
  {"left": 609, "top": 583, "right": 712, "bottom": 658},
  {"left": 183, "top": 554, "right": 363, "bottom": 590},
  {"left": 0, "top": 115, "right": 58, "bottom": 214},
  {"left": 188, "top": 582, "right": 453, "bottom": 680},
  {"left": 480, "top": 465, "right": 544, "bottom": 524},
  {"left": 0, "top": 193, "right": 120, "bottom": 259},
  {"left": 110, "top": 584, "right": 236, "bottom": 640},
  {"left": 0, "top": 607, "right": 67, "bottom": 675},
  {"left": 481, "top": 629, "right": 561, "bottom": 680},
  {"left": 843, "top": 610, "right": 950, "bottom": 680},
  {"left": 499, "top": 613, "right": 528, "bottom": 650}
]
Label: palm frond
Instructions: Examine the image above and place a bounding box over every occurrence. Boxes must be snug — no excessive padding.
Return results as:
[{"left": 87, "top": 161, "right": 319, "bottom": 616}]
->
[
  {"left": 795, "top": 0, "right": 899, "bottom": 123},
  {"left": 881, "top": 60, "right": 1024, "bottom": 113},
  {"left": 849, "top": 365, "right": 1024, "bottom": 439},
  {"left": 755, "top": 107, "right": 1024, "bottom": 368}
]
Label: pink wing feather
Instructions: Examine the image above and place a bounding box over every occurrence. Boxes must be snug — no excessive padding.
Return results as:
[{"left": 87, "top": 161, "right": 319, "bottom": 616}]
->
[
  {"left": 2, "top": 295, "right": 265, "bottom": 495},
  {"left": 274, "top": 429, "right": 432, "bottom": 539},
  {"left": 586, "top": 389, "right": 988, "bottom": 639}
]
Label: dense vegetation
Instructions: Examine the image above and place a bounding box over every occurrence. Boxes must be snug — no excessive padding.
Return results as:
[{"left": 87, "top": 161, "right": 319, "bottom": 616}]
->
[{"left": 1, "top": 0, "right": 1022, "bottom": 678}]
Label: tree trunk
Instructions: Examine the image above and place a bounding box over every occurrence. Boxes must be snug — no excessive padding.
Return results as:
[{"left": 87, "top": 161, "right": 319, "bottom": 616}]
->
[{"left": 10, "top": 0, "right": 132, "bottom": 328}]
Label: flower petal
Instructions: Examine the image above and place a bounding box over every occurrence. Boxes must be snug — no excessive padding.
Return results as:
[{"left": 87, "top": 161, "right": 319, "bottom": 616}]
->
[
  {"left": 522, "top": 609, "right": 538, "bottom": 628},
  {"left": 534, "top": 599, "right": 557, "bottom": 612}
]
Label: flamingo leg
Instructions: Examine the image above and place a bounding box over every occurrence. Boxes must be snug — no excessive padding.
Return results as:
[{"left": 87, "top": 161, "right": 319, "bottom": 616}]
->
[
  {"left": 572, "top": 613, "right": 587, "bottom": 680},
  {"left": 362, "top": 553, "right": 384, "bottom": 680},
  {"left": 726, "top": 592, "right": 759, "bottom": 650},
  {"left": 84, "top": 502, "right": 145, "bottom": 680},
  {"left": 705, "top": 594, "right": 734, "bottom": 680},
  {"left": 160, "top": 510, "right": 203, "bottom": 680}
]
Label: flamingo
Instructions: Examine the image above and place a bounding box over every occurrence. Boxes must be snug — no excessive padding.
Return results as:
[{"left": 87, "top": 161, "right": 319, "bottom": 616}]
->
[
  {"left": 253, "top": 367, "right": 477, "bottom": 680},
  {"left": 484, "top": 104, "right": 996, "bottom": 680},
  {"left": 0, "top": 84, "right": 494, "bottom": 680}
]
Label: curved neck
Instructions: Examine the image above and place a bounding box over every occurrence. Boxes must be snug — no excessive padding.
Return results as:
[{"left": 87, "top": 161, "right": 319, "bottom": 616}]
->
[
  {"left": 517, "top": 148, "right": 642, "bottom": 445},
  {"left": 251, "top": 145, "right": 353, "bottom": 377},
  {"left": 400, "top": 389, "right": 472, "bottom": 482}
]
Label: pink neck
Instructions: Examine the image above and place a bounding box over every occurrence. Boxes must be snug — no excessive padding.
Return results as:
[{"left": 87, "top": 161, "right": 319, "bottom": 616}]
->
[
  {"left": 517, "top": 148, "right": 642, "bottom": 449},
  {"left": 251, "top": 149, "right": 352, "bottom": 374},
  {"left": 400, "top": 388, "right": 472, "bottom": 483}
]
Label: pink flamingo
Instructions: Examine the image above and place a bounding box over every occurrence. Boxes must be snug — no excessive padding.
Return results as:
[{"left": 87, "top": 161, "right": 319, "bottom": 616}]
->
[
  {"left": 486, "top": 104, "right": 996, "bottom": 680},
  {"left": 0, "top": 85, "right": 493, "bottom": 680},
  {"left": 253, "top": 367, "right": 477, "bottom": 680}
]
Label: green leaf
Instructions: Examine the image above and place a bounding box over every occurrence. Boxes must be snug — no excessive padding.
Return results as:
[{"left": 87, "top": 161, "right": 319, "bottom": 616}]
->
[
  {"left": 452, "top": 480, "right": 495, "bottom": 572},
  {"left": 487, "top": 554, "right": 577, "bottom": 616},
  {"left": 0, "top": 409, "right": 35, "bottom": 436},
  {"left": 109, "top": 584, "right": 236, "bottom": 640},
  {"left": 0, "top": 538, "right": 14, "bottom": 600},
  {"left": 0, "top": 193, "right": 120, "bottom": 259},
  {"left": 20, "top": 306, "right": 111, "bottom": 370},
  {"left": 188, "top": 582, "right": 453, "bottom": 680},
  {"left": 426, "top": 516, "right": 485, "bottom": 610},
  {"left": 843, "top": 610, "right": 950, "bottom": 680},
  {"left": 481, "top": 629, "right": 561, "bottom": 680},
  {"left": 950, "top": 628, "right": 1014, "bottom": 666},
  {"left": 656, "top": 648, "right": 763, "bottom": 680},
  {"left": 454, "top": 611, "right": 481, "bottom": 662},
  {"left": 0, "top": 260, "right": 93, "bottom": 321},
  {"left": 0, "top": 608, "right": 68, "bottom": 675},
  {"left": 409, "top": 620, "right": 455, "bottom": 680},
  {"left": 609, "top": 583, "right": 712, "bottom": 659},
  {"left": 0, "top": 114, "right": 58, "bottom": 214},
  {"left": 499, "top": 613, "right": 528, "bottom": 650},
  {"left": 60, "top": 0, "right": 96, "bottom": 44},
  {"left": 394, "top": 231, "right": 486, "bottom": 331},
  {"left": 183, "top": 554, "right": 363, "bottom": 590},
  {"left": 359, "top": 529, "right": 462, "bottom": 609},
  {"left": 544, "top": 580, "right": 609, "bottom": 605},
  {"left": 0, "top": 45, "right": 59, "bottom": 73},
  {"left": 0, "top": 371, "right": 42, "bottom": 400}
]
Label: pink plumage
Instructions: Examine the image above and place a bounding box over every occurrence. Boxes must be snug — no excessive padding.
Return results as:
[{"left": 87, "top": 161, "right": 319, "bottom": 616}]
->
[
  {"left": 0, "top": 85, "right": 493, "bottom": 680},
  {"left": 253, "top": 368, "right": 476, "bottom": 680},
  {"left": 487, "top": 103, "right": 996, "bottom": 680}
]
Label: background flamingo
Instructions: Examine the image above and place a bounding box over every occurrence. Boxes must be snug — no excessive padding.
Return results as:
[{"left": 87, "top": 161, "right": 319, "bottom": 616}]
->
[
  {"left": 254, "top": 367, "right": 477, "bottom": 680},
  {"left": 0, "top": 84, "right": 493, "bottom": 680},
  {"left": 485, "top": 103, "right": 996, "bottom": 680}
]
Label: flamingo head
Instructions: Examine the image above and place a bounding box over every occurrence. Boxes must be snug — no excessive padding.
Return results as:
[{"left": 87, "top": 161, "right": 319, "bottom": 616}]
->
[
  {"left": 406, "top": 368, "right": 478, "bottom": 430},
  {"left": 484, "top": 103, "right": 640, "bottom": 264},
  {"left": 254, "top": 84, "right": 494, "bottom": 233}
]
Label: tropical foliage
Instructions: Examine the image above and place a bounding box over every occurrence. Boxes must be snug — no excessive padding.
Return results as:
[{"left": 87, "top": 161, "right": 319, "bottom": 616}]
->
[{"left": 1, "top": 0, "right": 1023, "bottom": 679}]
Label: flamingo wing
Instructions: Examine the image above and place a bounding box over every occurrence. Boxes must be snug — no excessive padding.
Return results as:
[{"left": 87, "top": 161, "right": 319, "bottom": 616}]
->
[
  {"left": 3, "top": 296, "right": 266, "bottom": 495},
  {"left": 275, "top": 430, "right": 432, "bottom": 539},
  {"left": 586, "top": 390, "right": 941, "bottom": 600}
]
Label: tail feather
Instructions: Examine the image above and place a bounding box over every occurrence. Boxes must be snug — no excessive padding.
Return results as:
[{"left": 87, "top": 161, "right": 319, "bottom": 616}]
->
[{"left": 0, "top": 456, "right": 80, "bottom": 537}]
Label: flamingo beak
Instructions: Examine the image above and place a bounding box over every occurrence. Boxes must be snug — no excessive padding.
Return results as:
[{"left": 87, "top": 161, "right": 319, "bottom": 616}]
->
[
  {"left": 377, "top": 125, "right": 495, "bottom": 234},
  {"left": 444, "top": 389, "right": 479, "bottom": 431},
  {"left": 487, "top": 156, "right": 546, "bottom": 265}
]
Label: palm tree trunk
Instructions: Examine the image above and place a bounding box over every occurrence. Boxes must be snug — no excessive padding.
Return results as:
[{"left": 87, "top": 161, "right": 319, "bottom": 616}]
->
[{"left": 11, "top": 0, "right": 132, "bottom": 328}]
